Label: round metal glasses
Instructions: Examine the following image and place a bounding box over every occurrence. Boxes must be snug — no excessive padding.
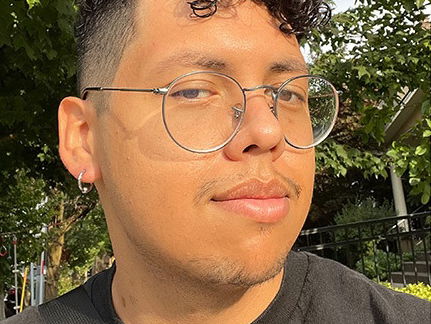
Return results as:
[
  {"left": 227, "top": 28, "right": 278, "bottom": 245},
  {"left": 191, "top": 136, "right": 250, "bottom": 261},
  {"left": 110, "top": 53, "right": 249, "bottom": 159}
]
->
[{"left": 82, "top": 71, "right": 339, "bottom": 153}]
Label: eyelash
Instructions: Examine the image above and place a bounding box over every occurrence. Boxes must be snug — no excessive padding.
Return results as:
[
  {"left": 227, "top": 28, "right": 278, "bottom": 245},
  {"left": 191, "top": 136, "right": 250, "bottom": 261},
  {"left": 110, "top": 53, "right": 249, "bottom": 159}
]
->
[{"left": 170, "top": 88, "right": 213, "bottom": 99}]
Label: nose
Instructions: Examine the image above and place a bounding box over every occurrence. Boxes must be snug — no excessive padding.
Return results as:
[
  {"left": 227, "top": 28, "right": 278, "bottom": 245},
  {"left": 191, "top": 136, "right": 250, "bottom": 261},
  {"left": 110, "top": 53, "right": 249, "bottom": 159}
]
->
[{"left": 222, "top": 91, "right": 286, "bottom": 161}]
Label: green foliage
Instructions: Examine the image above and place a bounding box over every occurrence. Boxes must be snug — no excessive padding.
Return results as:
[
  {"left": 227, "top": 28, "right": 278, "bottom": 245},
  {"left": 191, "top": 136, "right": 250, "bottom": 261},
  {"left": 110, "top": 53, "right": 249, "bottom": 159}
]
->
[
  {"left": 380, "top": 282, "right": 431, "bottom": 302},
  {"left": 57, "top": 264, "right": 88, "bottom": 296},
  {"left": 355, "top": 244, "right": 400, "bottom": 281},
  {"left": 0, "top": 1, "right": 111, "bottom": 293},
  {"left": 0, "top": 170, "right": 51, "bottom": 285},
  {"left": 0, "top": 169, "right": 109, "bottom": 291},
  {"left": 332, "top": 199, "right": 395, "bottom": 270},
  {"left": 316, "top": 139, "right": 388, "bottom": 178},
  {"left": 334, "top": 198, "right": 394, "bottom": 242},
  {"left": 335, "top": 197, "right": 394, "bottom": 226},
  {"left": 0, "top": 0, "right": 77, "bottom": 186},
  {"left": 310, "top": 0, "right": 431, "bottom": 204},
  {"left": 387, "top": 115, "right": 431, "bottom": 204},
  {"left": 57, "top": 269, "right": 80, "bottom": 296},
  {"left": 63, "top": 204, "right": 111, "bottom": 270}
]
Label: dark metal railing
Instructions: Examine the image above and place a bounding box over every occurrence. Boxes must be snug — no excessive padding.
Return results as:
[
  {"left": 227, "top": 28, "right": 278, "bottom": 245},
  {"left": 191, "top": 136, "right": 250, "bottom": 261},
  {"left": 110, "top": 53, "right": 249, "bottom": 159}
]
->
[{"left": 294, "top": 212, "right": 431, "bottom": 286}]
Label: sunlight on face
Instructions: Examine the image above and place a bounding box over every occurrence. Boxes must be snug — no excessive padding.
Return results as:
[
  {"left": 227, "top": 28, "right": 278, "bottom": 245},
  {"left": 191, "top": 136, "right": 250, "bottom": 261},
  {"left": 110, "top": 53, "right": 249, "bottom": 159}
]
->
[{"left": 94, "top": 0, "right": 315, "bottom": 287}]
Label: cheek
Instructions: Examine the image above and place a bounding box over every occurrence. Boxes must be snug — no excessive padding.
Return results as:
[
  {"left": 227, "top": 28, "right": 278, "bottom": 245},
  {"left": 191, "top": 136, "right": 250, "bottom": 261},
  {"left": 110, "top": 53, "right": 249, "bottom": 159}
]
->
[
  {"left": 97, "top": 90, "right": 228, "bottom": 246},
  {"left": 97, "top": 114, "right": 216, "bottom": 251}
]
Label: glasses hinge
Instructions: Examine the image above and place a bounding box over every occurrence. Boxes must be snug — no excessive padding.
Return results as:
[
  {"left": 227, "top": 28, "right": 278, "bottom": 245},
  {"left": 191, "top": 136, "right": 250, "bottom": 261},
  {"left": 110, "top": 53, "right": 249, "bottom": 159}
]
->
[{"left": 153, "top": 88, "right": 168, "bottom": 95}]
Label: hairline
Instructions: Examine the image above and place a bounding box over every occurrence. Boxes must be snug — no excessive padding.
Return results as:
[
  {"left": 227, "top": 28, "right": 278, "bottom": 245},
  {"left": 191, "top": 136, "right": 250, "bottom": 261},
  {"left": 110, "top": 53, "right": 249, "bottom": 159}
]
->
[{"left": 79, "top": 1, "right": 314, "bottom": 113}]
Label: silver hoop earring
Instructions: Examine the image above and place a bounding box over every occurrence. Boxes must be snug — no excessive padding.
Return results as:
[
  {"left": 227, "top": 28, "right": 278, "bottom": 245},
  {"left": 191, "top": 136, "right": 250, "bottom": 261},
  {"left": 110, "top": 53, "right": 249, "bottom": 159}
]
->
[{"left": 78, "top": 169, "right": 94, "bottom": 194}]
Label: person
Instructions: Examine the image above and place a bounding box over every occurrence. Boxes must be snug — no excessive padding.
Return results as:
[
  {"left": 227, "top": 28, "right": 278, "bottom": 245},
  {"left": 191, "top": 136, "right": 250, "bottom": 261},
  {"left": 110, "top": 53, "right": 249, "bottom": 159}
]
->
[{"left": 3, "top": 0, "right": 430, "bottom": 323}]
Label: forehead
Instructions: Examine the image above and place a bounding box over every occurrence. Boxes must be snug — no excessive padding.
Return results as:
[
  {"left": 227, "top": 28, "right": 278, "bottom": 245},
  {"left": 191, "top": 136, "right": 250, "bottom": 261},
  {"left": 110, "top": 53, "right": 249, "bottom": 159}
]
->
[{"left": 114, "top": 0, "right": 305, "bottom": 86}]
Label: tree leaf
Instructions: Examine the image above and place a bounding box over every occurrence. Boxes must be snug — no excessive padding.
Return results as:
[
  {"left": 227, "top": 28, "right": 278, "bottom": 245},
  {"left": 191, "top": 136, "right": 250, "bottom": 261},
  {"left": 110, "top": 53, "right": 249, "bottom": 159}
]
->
[
  {"left": 415, "top": 145, "right": 427, "bottom": 156},
  {"left": 354, "top": 65, "right": 371, "bottom": 79}
]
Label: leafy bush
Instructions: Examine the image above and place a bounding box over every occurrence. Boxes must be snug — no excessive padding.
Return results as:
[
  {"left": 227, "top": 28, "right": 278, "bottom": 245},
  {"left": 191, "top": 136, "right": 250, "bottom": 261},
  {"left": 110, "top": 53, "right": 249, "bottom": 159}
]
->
[
  {"left": 331, "top": 198, "right": 395, "bottom": 269},
  {"left": 355, "top": 244, "right": 400, "bottom": 281},
  {"left": 335, "top": 198, "right": 394, "bottom": 243},
  {"left": 380, "top": 282, "right": 431, "bottom": 302},
  {"left": 57, "top": 264, "right": 88, "bottom": 296},
  {"left": 335, "top": 197, "right": 394, "bottom": 226},
  {"left": 57, "top": 269, "right": 80, "bottom": 296}
]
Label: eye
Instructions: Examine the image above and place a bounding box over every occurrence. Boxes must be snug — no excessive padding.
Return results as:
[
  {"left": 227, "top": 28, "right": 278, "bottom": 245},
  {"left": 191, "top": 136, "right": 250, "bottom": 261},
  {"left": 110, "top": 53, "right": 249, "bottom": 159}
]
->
[
  {"left": 278, "top": 89, "right": 303, "bottom": 103},
  {"left": 170, "top": 89, "right": 212, "bottom": 99}
]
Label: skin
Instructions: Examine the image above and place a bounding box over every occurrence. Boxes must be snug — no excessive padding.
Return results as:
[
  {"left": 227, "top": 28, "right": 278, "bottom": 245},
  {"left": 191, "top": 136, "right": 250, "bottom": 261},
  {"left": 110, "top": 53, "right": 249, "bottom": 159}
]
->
[{"left": 58, "top": 1, "right": 315, "bottom": 323}]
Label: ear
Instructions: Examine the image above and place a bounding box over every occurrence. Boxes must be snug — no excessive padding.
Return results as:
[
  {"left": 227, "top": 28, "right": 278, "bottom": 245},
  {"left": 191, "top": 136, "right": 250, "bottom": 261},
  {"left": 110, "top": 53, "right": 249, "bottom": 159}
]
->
[{"left": 58, "top": 96, "right": 101, "bottom": 184}]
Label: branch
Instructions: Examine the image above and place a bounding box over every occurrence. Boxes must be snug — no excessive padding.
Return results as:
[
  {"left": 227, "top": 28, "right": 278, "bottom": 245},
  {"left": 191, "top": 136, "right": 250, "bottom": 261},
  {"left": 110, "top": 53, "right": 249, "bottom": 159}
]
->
[{"left": 62, "top": 201, "right": 97, "bottom": 233}]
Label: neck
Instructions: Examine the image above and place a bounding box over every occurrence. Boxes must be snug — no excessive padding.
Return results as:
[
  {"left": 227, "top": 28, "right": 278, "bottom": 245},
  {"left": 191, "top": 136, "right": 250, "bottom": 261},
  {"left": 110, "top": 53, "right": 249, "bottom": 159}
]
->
[{"left": 111, "top": 250, "right": 284, "bottom": 324}]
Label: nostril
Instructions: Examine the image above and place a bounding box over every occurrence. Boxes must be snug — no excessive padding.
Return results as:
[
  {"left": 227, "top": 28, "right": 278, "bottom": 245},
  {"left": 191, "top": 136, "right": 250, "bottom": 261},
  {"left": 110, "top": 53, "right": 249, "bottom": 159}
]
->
[{"left": 243, "top": 144, "right": 258, "bottom": 153}]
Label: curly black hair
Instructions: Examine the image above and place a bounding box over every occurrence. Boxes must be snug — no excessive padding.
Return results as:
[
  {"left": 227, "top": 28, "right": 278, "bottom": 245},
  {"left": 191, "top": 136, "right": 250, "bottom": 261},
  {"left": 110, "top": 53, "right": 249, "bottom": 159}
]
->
[
  {"left": 76, "top": 0, "right": 331, "bottom": 103},
  {"left": 187, "top": 0, "right": 331, "bottom": 35}
]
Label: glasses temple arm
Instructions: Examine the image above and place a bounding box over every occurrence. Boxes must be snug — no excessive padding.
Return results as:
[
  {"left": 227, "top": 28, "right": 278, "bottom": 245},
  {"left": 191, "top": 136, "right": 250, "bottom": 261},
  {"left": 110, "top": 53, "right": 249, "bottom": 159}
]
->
[{"left": 80, "top": 87, "right": 168, "bottom": 99}]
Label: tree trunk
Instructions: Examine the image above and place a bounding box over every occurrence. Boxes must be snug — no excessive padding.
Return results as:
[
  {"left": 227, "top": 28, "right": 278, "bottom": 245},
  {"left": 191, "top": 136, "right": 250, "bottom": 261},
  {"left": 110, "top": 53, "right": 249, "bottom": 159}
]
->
[{"left": 45, "top": 199, "right": 65, "bottom": 301}]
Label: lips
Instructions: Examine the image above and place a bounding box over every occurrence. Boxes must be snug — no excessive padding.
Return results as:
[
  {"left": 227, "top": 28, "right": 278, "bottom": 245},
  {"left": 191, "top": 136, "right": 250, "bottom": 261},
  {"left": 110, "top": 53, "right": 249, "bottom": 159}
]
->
[{"left": 211, "top": 179, "right": 291, "bottom": 223}]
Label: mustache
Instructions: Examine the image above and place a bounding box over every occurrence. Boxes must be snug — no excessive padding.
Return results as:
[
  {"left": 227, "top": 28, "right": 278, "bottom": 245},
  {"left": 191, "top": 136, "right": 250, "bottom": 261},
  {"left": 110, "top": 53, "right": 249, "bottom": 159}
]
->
[{"left": 194, "top": 170, "right": 302, "bottom": 205}]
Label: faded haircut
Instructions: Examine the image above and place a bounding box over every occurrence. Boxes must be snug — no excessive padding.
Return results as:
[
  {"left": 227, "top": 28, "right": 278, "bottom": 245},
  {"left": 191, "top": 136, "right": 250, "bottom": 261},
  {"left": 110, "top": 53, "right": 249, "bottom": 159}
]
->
[{"left": 76, "top": 0, "right": 136, "bottom": 98}]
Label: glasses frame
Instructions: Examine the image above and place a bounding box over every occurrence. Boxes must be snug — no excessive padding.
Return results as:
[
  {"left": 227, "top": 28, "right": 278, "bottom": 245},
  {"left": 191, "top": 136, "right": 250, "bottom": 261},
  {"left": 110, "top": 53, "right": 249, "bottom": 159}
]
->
[{"left": 81, "top": 71, "right": 339, "bottom": 153}]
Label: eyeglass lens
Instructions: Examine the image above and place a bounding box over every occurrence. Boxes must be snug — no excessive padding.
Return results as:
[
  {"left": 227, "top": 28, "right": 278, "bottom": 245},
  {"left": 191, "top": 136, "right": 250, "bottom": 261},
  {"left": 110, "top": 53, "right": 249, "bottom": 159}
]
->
[
  {"left": 276, "top": 76, "right": 337, "bottom": 148},
  {"left": 162, "top": 72, "right": 337, "bottom": 152}
]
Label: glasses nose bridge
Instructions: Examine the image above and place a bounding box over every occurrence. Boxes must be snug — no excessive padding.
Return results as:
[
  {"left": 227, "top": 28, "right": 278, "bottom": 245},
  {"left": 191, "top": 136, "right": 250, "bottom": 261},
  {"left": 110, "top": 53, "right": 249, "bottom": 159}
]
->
[{"left": 242, "top": 84, "right": 278, "bottom": 104}]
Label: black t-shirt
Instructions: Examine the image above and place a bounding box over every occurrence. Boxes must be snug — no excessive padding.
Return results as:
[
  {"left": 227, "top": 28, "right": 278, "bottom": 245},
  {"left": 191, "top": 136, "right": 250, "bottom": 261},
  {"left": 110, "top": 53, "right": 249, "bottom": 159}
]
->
[
  {"left": 84, "top": 252, "right": 308, "bottom": 323},
  {"left": 82, "top": 251, "right": 430, "bottom": 324},
  {"left": 3, "top": 251, "right": 430, "bottom": 323}
]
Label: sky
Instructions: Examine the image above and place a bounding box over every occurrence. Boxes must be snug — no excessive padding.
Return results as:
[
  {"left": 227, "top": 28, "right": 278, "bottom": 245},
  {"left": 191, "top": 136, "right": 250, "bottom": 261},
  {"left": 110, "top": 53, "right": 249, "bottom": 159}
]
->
[{"left": 333, "top": 0, "right": 356, "bottom": 13}]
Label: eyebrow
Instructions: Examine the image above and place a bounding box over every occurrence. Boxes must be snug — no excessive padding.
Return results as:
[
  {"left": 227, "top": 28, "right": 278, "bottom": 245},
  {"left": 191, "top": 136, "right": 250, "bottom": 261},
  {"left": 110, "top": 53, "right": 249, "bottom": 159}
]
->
[
  {"left": 154, "top": 51, "right": 308, "bottom": 75},
  {"left": 269, "top": 59, "right": 309, "bottom": 74},
  {"left": 155, "top": 52, "right": 227, "bottom": 72}
]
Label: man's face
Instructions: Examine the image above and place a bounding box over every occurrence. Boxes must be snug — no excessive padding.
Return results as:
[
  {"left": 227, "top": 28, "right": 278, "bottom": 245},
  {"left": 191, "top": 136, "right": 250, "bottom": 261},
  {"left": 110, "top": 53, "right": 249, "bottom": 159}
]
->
[{"left": 94, "top": 0, "right": 315, "bottom": 286}]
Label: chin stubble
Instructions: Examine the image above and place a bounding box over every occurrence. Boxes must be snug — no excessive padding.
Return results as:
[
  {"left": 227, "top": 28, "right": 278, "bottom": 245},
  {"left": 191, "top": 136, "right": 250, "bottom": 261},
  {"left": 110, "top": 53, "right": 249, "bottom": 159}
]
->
[
  {"left": 187, "top": 248, "right": 288, "bottom": 288},
  {"left": 132, "top": 231, "right": 288, "bottom": 289}
]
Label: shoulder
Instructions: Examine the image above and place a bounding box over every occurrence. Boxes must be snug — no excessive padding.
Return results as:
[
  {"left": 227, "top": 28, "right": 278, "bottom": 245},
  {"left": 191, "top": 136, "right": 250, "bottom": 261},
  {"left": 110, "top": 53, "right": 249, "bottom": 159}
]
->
[
  {"left": 0, "top": 267, "right": 115, "bottom": 324},
  {"left": 296, "top": 252, "right": 430, "bottom": 323},
  {"left": 1, "top": 307, "right": 43, "bottom": 324}
]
